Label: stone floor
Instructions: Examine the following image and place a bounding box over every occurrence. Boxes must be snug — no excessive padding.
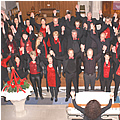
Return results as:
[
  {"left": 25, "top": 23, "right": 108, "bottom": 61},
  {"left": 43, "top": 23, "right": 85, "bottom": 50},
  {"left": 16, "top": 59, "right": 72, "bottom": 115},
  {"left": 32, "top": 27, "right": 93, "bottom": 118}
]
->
[{"left": 1, "top": 87, "right": 120, "bottom": 120}]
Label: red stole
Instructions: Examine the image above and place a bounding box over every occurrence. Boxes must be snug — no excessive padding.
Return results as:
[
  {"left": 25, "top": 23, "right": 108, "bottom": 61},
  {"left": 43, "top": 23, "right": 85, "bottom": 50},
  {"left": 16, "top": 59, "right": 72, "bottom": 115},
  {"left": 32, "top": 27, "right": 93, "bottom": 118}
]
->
[
  {"left": 43, "top": 40, "right": 47, "bottom": 58},
  {"left": 47, "top": 65, "right": 56, "bottom": 87},
  {"left": 103, "top": 27, "right": 110, "bottom": 39},
  {"left": 1, "top": 56, "right": 11, "bottom": 68},
  {"left": 54, "top": 38, "right": 62, "bottom": 52},
  {"left": 26, "top": 27, "right": 29, "bottom": 33},
  {"left": 118, "top": 25, "right": 120, "bottom": 30},
  {"left": 104, "top": 61, "right": 110, "bottom": 78},
  {"left": 116, "top": 63, "right": 120, "bottom": 76},
  {"left": 116, "top": 42, "right": 119, "bottom": 58},
  {"left": 20, "top": 38, "right": 33, "bottom": 55},
  {"left": 40, "top": 27, "right": 46, "bottom": 37},
  {"left": 40, "top": 26, "right": 51, "bottom": 47}
]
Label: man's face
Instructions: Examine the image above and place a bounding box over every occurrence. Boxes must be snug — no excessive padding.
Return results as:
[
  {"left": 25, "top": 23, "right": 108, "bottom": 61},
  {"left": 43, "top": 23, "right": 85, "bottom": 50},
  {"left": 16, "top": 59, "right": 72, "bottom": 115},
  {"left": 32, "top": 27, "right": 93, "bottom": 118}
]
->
[
  {"left": 75, "top": 21, "right": 80, "bottom": 28},
  {"left": 100, "top": 33, "right": 106, "bottom": 40},
  {"left": 87, "top": 12, "right": 92, "bottom": 20},
  {"left": 67, "top": 14, "right": 71, "bottom": 19},
  {"left": 53, "top": 18, "right": 58, "bottom": 25},
  {"left": 72, "top": 32, "right": 77, "bottom": 38},
  {"left": 68, "top": 50, "right": 74, "bottom": 58},
  {"left": 87, "top": 49, "right": 93, "bottom": 59}
]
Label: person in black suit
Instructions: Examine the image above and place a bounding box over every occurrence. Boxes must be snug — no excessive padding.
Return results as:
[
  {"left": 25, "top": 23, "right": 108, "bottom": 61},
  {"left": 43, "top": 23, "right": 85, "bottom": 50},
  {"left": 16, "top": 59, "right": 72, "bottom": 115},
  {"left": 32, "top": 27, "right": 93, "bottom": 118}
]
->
[
  {"left": 70, "top": 91, "right": 113, "bottom": 120},
  {"left": 76, "top": 4, "right": 103, "bottom": 31},
  {"left": 112, "top": 44, "right": 120, "bottom": 102},
  {"left": 50, "top": 46, "right": 84, "bottom": 102}
]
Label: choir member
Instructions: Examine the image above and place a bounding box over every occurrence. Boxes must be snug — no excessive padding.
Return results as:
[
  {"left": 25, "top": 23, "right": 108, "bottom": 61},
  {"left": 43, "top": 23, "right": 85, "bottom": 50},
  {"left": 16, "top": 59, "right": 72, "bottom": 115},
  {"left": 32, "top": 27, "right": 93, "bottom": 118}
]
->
[
  {"left": 100, "top": 52, "right": 113, "bottom": 92},
  {"left": 28, "top": 51, "right": 45, "bottom": 100},
  {"left": 47, "top": 54, "right": 60, "bottom": 102},
  {"left": 112, "top": 46, "right": 120, "bottom": 101}
]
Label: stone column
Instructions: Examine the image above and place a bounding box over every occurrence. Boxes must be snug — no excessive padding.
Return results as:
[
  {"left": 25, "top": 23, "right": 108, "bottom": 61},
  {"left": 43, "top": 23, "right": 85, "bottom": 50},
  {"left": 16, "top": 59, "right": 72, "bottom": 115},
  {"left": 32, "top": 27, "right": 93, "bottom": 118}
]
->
[{"left": 92, "top": 1, "right": 102, "bottom": 20}]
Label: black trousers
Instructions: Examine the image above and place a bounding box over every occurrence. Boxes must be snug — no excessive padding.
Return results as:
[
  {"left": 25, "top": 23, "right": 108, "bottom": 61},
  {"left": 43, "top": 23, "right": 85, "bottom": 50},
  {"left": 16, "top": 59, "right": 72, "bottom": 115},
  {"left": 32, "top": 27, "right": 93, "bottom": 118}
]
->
[
  {"left": 97, "top": 58, "right": 102, "bottom": 80},
  {"left": 114, "top": 75, "right": 120, "bottom": 100},
  {"left": 30, "top": 74, "right": 42, "bottom": 97},
  {"left": 50, "top": 87, "right": 58, "bottom": 99},
  {"left": 66, "top": 72, "right": 78, "bottom": 98},
  {"left": 100, "top": 78, "right": 112, "bottom": 92},
  {"left": 57, "top": 59, "right": 63, "bottom": 77},
  {"left": 84, "top": 73, "right": 96, "bottom": 91}
]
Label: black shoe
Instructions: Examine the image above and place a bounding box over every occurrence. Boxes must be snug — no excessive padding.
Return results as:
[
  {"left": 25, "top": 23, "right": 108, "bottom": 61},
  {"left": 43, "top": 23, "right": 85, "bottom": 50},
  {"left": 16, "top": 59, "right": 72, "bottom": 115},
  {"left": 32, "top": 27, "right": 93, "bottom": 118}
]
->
[
  {"left": 114, "top": 98, "right": 116, "bottom": 102},
  {"left": 35, "top": 96, "right": 38, "bottom": 100},
  {"left": 55, "top": 98, "right": 58, "bottom": 102},
  {"left": 47, "top": 87, "right": 49, "bottom": 92},
  {"left": 40, "top": 96, "right": 44, "bottom": 100},
  {"left": 65, "top": 97, "right": 69, "bottom": 102},
  {"left": 51, "top": 97, "right": 53, "bottom": 101},
  {"left": 4, "top": 97, "right": 7, "bottom": 102},
  {"left": 26, "top": 96, "right": 30, "bottom": 101}
]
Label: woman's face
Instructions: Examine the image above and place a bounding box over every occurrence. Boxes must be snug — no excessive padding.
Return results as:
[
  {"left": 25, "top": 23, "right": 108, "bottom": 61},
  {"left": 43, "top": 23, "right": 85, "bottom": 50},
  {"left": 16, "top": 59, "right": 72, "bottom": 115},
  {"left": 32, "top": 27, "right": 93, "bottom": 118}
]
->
[
  {"left": 8, "top": 34, "right": 13, "bottom": 41},
  {"left": 48, "top": 57, "right": 53, "bottom": 64},
  {"left": 53, "top": 34, "right": 58, "bottom": 40},
  {"left": 38, "top": 36, "right": 43, "bottom": 42},
  {"left": 41, "top": 19, "right": 46, "bottom": 25},
  {"left": 15, "top": 57, "right": 20, "bottom": 63},
  {"left": 30, "top": 54, "right": 36, "bottom": 61},
  {"left": 14, "top": 18, "right": 18, "bottom": 24}
]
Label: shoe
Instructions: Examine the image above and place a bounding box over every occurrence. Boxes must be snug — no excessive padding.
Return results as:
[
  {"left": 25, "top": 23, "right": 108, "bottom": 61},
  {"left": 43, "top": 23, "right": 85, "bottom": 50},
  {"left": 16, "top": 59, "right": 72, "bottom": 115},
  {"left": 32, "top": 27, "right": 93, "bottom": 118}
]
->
[
  {"left": 65, "top": 97, "right": 69, "bottom": 102},
  {"left": 55, "top": 98, "right": 58, "bottom": 102},
  {"left": 35, "top": 96, "right": 38, "bottom": 100},
  {"left": 47, "top": 87, "right": 49, "bottom": 92},
  {"left": 26, "top": 96, "right": 30, "bottom": 101},
  {"left": 51, "top": 97, "right": 53, "bottom": 101},
  {"left": 114, "top": 98, "right": 116, "bottom": 102},
  {"left": 4, "top": 97, "right": 7, "bottom": 102},
  {"left": 40, "top": 96, "right": 44, "bottom": 100}
]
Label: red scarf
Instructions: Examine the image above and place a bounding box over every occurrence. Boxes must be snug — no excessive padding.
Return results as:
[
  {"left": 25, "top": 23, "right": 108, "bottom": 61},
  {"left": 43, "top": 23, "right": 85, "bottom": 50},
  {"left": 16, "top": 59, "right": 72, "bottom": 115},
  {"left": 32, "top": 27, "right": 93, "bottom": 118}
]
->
[
  {"left": 43, "top": 40, "right": 47, "bottom": 58},
  {"left": 116, "top": 64, "right": 120, "bottom": 76},
  {"left": 116, "top": 42, "right": 119, "bottom": 58},
  {"left": 104, "top": 61, "right": 110, "bottom": 78},
  {"left": 47, "top": 65, "right": 56, "bottom": 87},
  {"left": 118, "top": 25, "right": 120, "bottom": 30},
  {"left": 103, "top": 27, "right": 110, "bottom": 39},
  {"left": 40, "top": 27, "right": 46, "bottom": 37},
  {"left": 26, "top": 27, "right": 29, "bottom": 33},
  {"left": 1, "top": 56, "right": 11, "bottom": 68},
  {"left": 54, "top": 38, "right": 62, "bottom": 52}
]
